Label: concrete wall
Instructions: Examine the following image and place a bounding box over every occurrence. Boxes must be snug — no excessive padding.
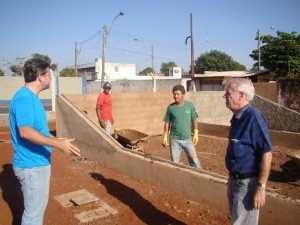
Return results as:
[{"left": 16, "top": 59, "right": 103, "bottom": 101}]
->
[
  {"left": 87, "top": 78, "right": 184, "bottom": 94},
  {"left": 0, "top": 76, "right": 83, "bottom": 101},
  {"left": 65, "top": 91, "right": 300, "bottom": 134},
  {"left": 278, "top": 78, "right": 300, "bottom": 113},
  {"left": 254, "top": 82, "right": 278, "bottom": 103},
  {"left": 253, "top": 95, "right": 300, "bottom": 133},
  {"left": 64, "top": 91, "right": 233, "bottom": 136},
  {"left": 0, "top": 111, "right": 55, "bottom": 127},
  {"left": 56, "top": 94, "right": 300, "bottom": 225},
  {"left": 0, "top": 76, "right": 52, "bottom": 100}
]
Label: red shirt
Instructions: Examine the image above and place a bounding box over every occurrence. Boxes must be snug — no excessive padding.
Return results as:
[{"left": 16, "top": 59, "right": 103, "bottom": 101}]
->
[{"left": 97, "top": 92, "right": 112, "bottom": 121}]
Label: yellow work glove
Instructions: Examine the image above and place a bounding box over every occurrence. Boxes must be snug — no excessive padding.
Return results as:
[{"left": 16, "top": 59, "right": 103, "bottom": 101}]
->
[
  {"left": 192, "top": 129, "right": 199, "bottom": 145},
  {"left": 163, "top": 133, "right": 169, "bottom": 147}
]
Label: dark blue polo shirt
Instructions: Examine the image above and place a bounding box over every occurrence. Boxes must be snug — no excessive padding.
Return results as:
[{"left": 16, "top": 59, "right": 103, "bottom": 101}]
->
[{"left": 225, "top": 104, "right": 272, "bottom": 174}]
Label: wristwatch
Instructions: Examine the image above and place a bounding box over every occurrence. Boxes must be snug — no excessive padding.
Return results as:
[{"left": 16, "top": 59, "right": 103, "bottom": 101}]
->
[{"left": 258, "top": 182, "right": 266, "bottom": 189}]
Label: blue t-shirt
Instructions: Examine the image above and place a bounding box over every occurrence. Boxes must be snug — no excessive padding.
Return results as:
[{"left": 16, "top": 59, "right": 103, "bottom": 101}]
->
[
  {"left": 163, "top": 100, "right": 198, "bottom": 140},
  {"left": 9, "top": 86, "right": 51, "bottom": 168},
  {"left": 225, "top": 104, "right": 272, "bottom": 174}
]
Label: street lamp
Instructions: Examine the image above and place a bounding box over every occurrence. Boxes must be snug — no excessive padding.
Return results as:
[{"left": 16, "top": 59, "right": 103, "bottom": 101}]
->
[
  {"left": 75, "top": 42, "right": 78, "bottom": 76},
  {"left": 257, "top": 25, "right": 275, "bottom": 70},
  {"left": 185, "top": 13, "right": 196, "bottom": 92},
  {"left": 101, "top": 11, "right": 125, "bottom": 86},
  {"left": 134, "top": 38, "right": 155, "bottom": 75}
]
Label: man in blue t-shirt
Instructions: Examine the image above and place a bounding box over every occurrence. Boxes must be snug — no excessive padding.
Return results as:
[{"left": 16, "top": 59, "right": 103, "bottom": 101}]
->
[
  {"left": 9, "top": 58, "right": 81, "bottom": 225},
  {"left": 163, "top": 84, "right": 201, "bottom": 169},
  {"left": 223, "top": 78, "right": 272, "bottom": 225}
]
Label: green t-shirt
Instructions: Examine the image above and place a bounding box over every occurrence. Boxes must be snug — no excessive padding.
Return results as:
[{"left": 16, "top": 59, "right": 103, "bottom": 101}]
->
[{"left": 163, "top": 100, "right": 198, "bottom": 140}]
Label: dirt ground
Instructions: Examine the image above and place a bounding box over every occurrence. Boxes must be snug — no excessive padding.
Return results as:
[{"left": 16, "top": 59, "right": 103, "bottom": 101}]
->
[{"left": 0, "top": 122, "right": 299, "bottom": 225}]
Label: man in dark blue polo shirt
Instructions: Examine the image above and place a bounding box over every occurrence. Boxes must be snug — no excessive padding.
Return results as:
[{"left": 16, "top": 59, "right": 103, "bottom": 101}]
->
[{"left": 223, "top": 78, "right": 272, "bottom": 225}]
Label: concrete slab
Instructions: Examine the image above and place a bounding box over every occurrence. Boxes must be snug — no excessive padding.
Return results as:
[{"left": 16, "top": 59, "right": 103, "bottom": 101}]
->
[
  {"left": 54, "top": 189, "right": 99, "bottom": 208},
  {"left": 74, "top": 201, "right": 118, "bottom": 223}
]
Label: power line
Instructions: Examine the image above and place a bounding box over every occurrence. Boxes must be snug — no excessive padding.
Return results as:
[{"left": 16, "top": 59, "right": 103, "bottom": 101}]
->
[{"left": 77, "top": 28, "right": 103, "bottom": 55}]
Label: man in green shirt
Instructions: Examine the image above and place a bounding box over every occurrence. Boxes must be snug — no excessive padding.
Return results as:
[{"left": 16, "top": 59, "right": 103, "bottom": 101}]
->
[{"left": 163, "top": 84, "right": 201, "bottom": 169}]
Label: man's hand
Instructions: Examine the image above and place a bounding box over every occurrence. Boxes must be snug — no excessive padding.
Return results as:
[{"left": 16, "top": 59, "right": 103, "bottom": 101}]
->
[
  {"left": 56, "top": 138, "right": 81, "bottom": 156},
  {"left": 163, "top": 133, "right": 169, "bottom": 147},
  {"left": 192, "top": 129, "right": 199, "bottom": 145},
  {"left": 99, "top": 119, "right": 106, "bottom": 128},
  {"left": 253, "top": 186, "right": 266, "bottom": 209}
]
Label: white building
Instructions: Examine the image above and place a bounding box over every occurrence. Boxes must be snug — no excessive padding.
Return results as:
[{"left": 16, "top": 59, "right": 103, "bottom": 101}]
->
[
  {"left": 77, "top": 58, "right": 137, "bottom": 81},
  {"left": 169, "top": 67, "right": 182, "bottom": 78}
]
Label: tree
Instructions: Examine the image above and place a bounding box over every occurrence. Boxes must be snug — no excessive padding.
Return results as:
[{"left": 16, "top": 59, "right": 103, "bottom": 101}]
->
[
  {"left": 139, "top": 67, "right": 153, "bottom": 76},
  {"left": 161, "top": 61, "right": 177, "bottom": 76},
  {"left": 8, "top": 53, "right": 57, "bottom": 76},
  {"left": 250, "top": 31, "right": 300, "bottom": 79},
  {"left": 32, "top": 53, "right": 57, "bottom": 71},
  {"left": 10, "top": 65, "right": 23, "bottom": 76},
  {"left": 59, "top": 68, "right": 76, "bottom": 77},
  {"left": 195, "top": 50, "right": 246, "bottom": 74},
  {"left": 0, "top": 70, "right": 4, "bottom": 76}
]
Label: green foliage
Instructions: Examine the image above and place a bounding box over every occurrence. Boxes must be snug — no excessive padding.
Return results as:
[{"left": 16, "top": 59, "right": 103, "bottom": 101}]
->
[
  {"left": 160, "top": 61, "right": 177, "bottom": 76},
  {"left": 250, "top": 31, "right": 300, "bottom": 79},
  {"left": 60, "top": 68, "right": 76, "bottom": 77},
  {"left": 32, "top": 53, "right": 51, "bottom": 64},
  {"left": 10, "top": 65, "right": 23, "bottom": 76},
  {"left": 32, "top": 53, "right": 57, "bottom": 71},
  {"left": 195, "top": 50, "right": 246, "bottom": 74},
  {"left": 139, "top": 67, "right": 153, "bottom": 75},
  {"left": 8, "top": 53, "right": 57, "bottom": 75},
  {"left": 0, "top": 70, "right": 4, "bottom": 76},
  {"left": 50, "top": 64, "right": 57, "bottom": 71}
]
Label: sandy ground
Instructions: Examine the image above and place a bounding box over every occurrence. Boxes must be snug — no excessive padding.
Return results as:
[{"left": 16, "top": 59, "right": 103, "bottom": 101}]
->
[{"left": 0, "top": 122, "right": 299, "bottom": 225}]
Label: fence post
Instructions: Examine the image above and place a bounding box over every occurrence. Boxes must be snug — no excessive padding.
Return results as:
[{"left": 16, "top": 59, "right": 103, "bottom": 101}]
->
[
  {"left": 82, "top": 76, "right": 87, "bottom": 94},
  {"left": 51, "top": 70, "right": 56, "bottom": 111}
]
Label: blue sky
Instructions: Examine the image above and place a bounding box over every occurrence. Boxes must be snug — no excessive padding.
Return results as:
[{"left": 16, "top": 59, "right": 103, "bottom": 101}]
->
[{"left": 1, "top": 0, "right": 299, "bottom": 74}]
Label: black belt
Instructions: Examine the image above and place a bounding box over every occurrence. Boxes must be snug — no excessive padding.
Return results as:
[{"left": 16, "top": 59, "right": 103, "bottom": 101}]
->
[{"left": 229, "top": 172, "right": 258, "bottom": 180}]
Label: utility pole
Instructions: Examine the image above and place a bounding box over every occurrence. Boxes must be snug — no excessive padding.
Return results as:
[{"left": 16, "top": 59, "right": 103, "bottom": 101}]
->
[
  {"left": 75, "top": 42, "right": 78, "bottom": 76},
  {"left": 257, "top": 26, "right": 274, "bottom": 70},
  {"left": 101, "top": 26, "right": 107, "bottom": 87},
  {"left": 3, "top": 57, "right": 6, "bottom": 76},
  {"left": 190, "top": 13, "right": 196, "bottom": 92},
  {"left": 101, "top": 11, "right": 124, "bottom": 86},
  {"left": 257, "top": 29, "right": 261, "bottom": 70},
  {"left": 151, "top": 45, "right": 155, "bottom": 74}
]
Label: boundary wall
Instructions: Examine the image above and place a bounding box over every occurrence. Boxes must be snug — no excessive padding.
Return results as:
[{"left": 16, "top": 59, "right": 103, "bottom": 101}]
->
[
  {"left": 56, "top": 94, "right": 299, "bottom": 225},
  {"left": 65, "top": 92, "right": 300, "bottom": 149}
]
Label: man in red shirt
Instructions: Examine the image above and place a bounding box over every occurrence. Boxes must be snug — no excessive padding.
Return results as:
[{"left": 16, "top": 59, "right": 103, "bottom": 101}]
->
[{"left": 96, "top": 82, "right": 114, "bottom": 135}]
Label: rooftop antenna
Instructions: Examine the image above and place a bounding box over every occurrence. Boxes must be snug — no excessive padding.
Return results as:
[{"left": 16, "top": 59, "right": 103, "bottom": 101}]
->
[{"left": 206, "top": 31, "right": 209, "bottom": 52}]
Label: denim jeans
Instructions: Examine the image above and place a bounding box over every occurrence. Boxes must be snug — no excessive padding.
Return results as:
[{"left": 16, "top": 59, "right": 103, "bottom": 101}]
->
[
  {"left": 104, "top": 121, "right": 112, "bottom": 135},
  {"left": 227, "top": 176, "right": 259, "bottom": 225},
  {"left": 13, "top": 165, "right": 51, "bottom": 225},
  {"left": 170, "top": 138, "right": 201, "bottom": 169}
]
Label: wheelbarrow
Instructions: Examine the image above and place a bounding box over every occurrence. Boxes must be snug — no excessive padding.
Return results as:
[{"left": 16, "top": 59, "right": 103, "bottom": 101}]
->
[
  {"left": 280, "top": 150, "right": 300, "bottom": 182},
  {"left": 114, "top": 129, "right": 149, "bottom": 151}
]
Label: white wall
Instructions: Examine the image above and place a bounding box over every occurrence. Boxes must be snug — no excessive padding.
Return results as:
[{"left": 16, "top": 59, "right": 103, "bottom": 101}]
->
[{"left": 95, "top": 59, "right": 136, "bottom": 80}]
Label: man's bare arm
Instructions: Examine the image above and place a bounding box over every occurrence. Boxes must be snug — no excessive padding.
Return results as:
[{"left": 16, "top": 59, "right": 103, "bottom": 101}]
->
[
  {"left": 253, "top": 151, "right": 272, "bottom": 209},
  {"left": 19, "top": 126, "right": 81, "bottom": 156}
]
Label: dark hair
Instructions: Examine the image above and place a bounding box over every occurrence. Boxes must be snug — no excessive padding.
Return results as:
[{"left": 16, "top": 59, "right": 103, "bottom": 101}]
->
[
  {"left": 172, "top": 84, "right": 185, "bottom": 94},
  {"left": 23, "top": 58, "right": 50, "bottom": 82}
]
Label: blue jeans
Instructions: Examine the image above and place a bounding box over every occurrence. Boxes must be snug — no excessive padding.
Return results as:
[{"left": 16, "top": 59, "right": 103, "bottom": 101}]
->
[
  {"left": 227, "top": 176, "right": 259, "bottom": 225},
  {"left": 104, "top": 121, "right": 112, "bottom": 135},
  {"left": 13, "top": 165, "right": 51, "bottom": 225},
  {"left": 170, "top": 138, "right": 201, "bottom": 169}
]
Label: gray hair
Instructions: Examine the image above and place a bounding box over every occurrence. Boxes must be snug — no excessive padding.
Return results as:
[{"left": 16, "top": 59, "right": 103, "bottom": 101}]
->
[{"left": 226, "top": 78, "right": 255, "bottom": 102}]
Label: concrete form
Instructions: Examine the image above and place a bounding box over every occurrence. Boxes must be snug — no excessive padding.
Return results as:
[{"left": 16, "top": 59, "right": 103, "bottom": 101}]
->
[{"left": 56, "top": 93, "right": 300, "bottom": 225}]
